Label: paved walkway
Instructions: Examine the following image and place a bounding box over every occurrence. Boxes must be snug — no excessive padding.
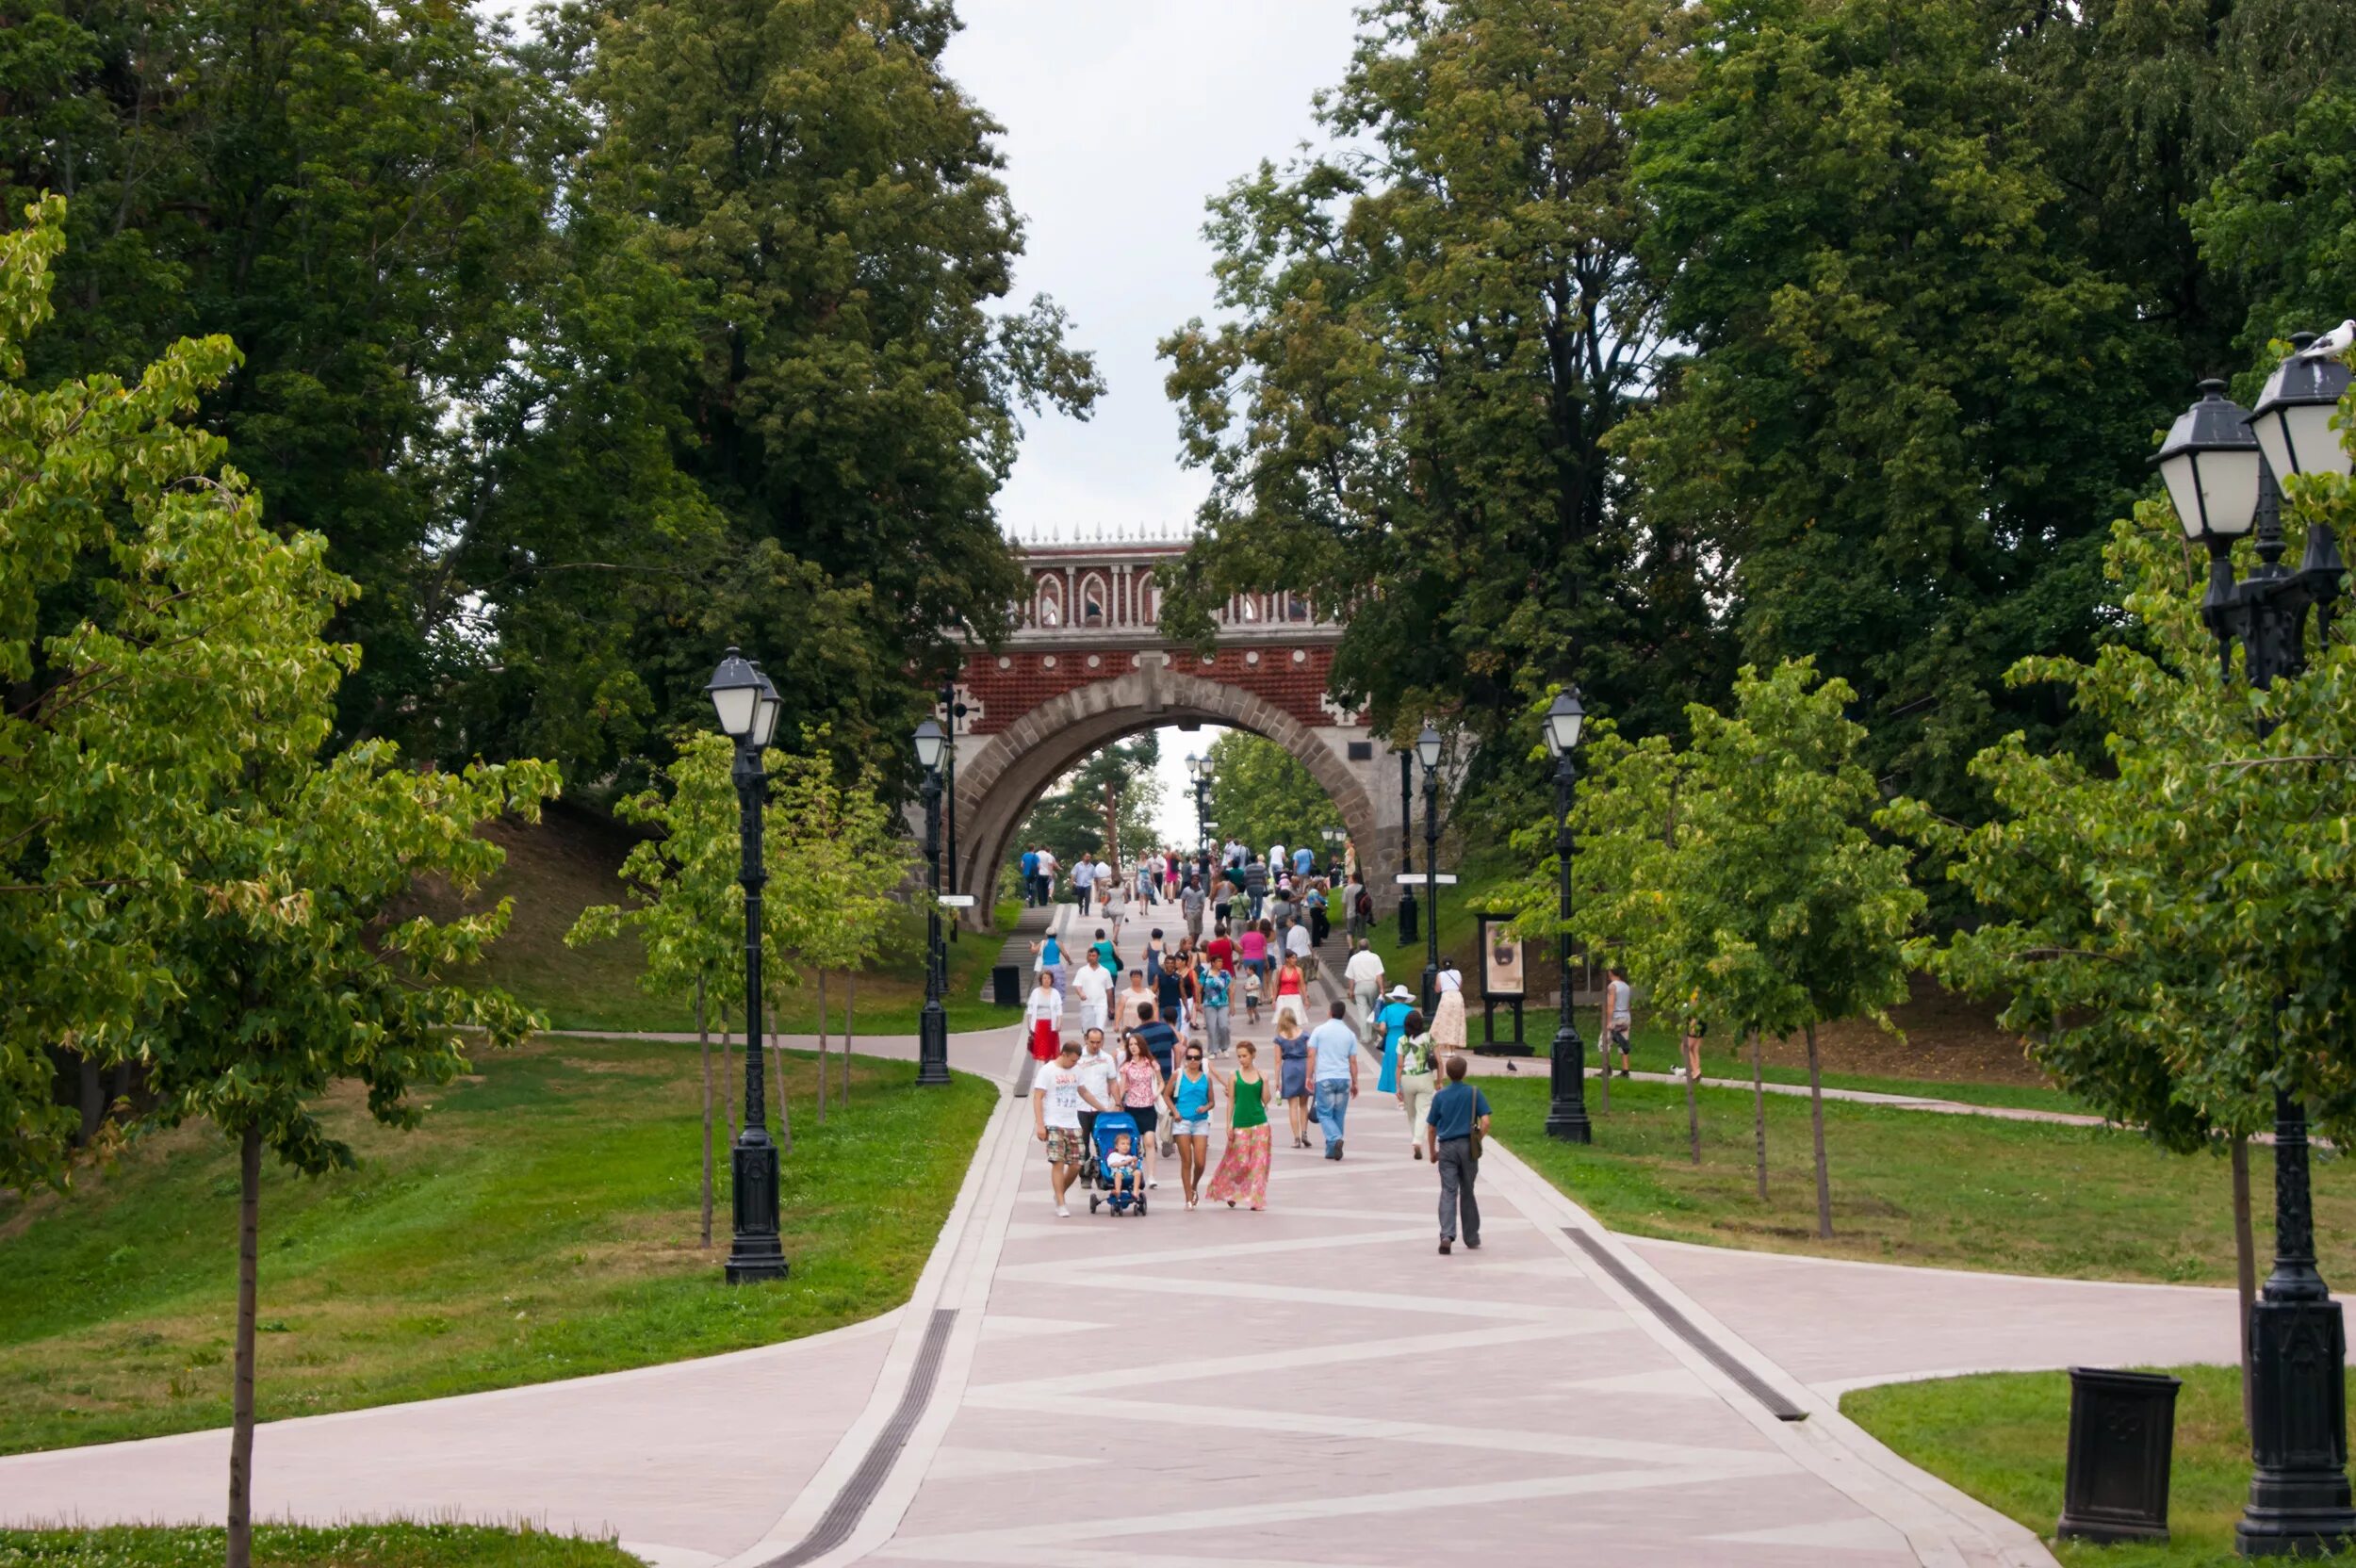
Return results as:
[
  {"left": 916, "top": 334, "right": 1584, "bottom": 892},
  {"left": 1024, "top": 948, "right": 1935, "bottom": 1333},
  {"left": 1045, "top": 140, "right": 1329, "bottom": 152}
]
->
[{"left": 0, "top": 896, "right": 2241, "bottom": 1568}]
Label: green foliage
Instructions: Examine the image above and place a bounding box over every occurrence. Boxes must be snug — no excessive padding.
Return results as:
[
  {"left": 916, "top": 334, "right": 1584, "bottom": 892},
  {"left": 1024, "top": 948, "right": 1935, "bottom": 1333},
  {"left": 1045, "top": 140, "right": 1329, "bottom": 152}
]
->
[
  {"left": 1159, "top": 0, "right": 1721, "bottom": 769},
  {"left": 1628, "top": 0, "right": 2153, "bottom": 831},
  {"left": 1204, "top": 731, "right": 1343, "bottom": 858},
  {"left": 1012, "top": 736, "right": 1161, "bottom": 871},
  {"left": 567, "top": 731, "right": 744, "bottom": 1015},
  {"left": 1890, "top": 375, "right": 2356, "bottom": 1151},
  {"left": 0, "top": 1522, "right": 641, "bottom": 1568},
  {"left": 2194, "top": 88, "right": 2356, "bottom": 353}
]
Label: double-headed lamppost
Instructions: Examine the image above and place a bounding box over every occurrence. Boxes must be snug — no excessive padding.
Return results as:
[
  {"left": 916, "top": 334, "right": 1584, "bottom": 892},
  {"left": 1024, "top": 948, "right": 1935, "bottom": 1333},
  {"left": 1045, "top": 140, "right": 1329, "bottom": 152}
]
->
[
  {"left": 707, "top": 649, "right": 788, "bottom": 1283},
  {"left": 914, "top": 718, "right": 952, "bottom": 1087},
  {"left": 2153, "top": 337, "right": 2352, "bottom": 1557},
  {"left": 1192, "top": 756, "right": 1216, "bottom": 883},
  {"left": 1542, "top": 691, "right": 1593, "bottom": 1142},
  {"left": 1416, "top": 725, "right": 1443, "bottom": 1011}
]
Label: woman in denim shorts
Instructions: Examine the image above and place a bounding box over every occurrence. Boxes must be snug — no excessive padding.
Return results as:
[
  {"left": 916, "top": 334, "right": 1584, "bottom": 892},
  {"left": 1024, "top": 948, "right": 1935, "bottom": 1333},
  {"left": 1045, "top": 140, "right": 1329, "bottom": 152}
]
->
[{"left": 1165, "top": 1040, "right": 1219, "bottom": 1209}]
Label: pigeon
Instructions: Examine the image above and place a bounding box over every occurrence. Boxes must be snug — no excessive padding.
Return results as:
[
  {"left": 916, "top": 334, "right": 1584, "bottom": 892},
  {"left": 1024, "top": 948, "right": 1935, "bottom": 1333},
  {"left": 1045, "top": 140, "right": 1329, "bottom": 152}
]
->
[{"left": 2298, "top": 319, "right": 2355, "bottom": 358}]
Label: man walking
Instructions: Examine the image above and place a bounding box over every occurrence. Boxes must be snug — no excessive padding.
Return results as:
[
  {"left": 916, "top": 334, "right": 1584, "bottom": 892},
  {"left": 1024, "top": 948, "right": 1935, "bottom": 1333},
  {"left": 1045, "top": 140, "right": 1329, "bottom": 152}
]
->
[
  {"left": 1307, "top": 1000, "right": 1360, "bottom": 1159},
  {"left": 1426, "top": 1054, "right": 1491, "bottom": 1253},
  {"left": 1021, "top": 844, "right": 1041, "bottom": 906},
  {"left": 1034, "top": 1039, "right": 1107, "bottom": 1218},
  {"left": 1036, "top": 846, "right": 1059, "bottom": 906},
  {"left": 1072, "top": 947, "right": 1113, "bottom": 1036},
  {"left": 1180, "top": 874, "right": 1205, "bottom": 933},
  {"left": 1243, "top": 854, "right": 1268, "bottom": 921},
  {"left": 1074, "top": 1027, "right": 1118, "bottom": 1161},
  {"left": 1344, "top": 939, "right": 1386, "bottom": 1046},
  {"left": 1071, "top": 851, "right": 1095, "bottom": 910},
  {"left": 1604, "top": 966, "right": 1634, "bottom": 1078}
]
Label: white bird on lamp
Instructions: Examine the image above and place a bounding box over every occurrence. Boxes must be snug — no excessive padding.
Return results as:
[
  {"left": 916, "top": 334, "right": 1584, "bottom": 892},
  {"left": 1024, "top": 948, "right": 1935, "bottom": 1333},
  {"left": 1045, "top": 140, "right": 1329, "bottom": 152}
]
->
[{"left": 2297, "top": 319, "right": 2355, "bottom": 358}]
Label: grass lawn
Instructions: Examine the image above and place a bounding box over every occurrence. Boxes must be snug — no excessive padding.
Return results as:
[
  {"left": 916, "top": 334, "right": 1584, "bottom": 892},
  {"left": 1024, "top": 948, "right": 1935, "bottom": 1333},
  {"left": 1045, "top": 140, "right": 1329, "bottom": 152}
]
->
[
  {"left": 1489, "top": 1074, "right": 2356, "bottom": 1285},
  {"left": 1843, "top": 1366, "right": 2356, "bottom": 1566},
  {"left": 0, "top": 1037, "right": 995, "bottom": 1456},
  {"left": 407, "top": 806, "right": 1023, "bottom": 1036},
  {"left": 0, "top": 1524, "right": 640, "bottom": 1568}
]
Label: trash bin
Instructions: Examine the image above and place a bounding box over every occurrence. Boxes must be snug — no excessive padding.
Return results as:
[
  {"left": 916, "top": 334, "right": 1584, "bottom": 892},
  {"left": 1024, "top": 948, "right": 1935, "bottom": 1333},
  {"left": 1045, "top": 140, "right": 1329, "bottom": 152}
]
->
[
  {"left": 2056, "top": 1366, "right": 2181, "bottom": 1544},
  {"left": 991, "top": 962, "right": 1022, "bottom": 1007}
]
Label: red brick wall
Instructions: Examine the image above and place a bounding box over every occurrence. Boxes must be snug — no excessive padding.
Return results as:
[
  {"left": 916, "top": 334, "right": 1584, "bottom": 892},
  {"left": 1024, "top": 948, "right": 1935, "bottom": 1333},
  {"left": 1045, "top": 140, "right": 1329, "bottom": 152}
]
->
[{"left": 959, "top": 644, "right": 1341, "bottom": 734}]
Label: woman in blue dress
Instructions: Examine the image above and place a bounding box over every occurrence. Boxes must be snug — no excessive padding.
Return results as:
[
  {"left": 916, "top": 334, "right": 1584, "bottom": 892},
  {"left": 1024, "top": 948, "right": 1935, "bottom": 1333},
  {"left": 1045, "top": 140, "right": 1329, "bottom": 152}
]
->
[
  {"left": 1374, "top": 985, "right": 1415, "bottom": 1093},
  {"left": 1275, "top": 1014, "right": 1311, "bottom": 1147}
]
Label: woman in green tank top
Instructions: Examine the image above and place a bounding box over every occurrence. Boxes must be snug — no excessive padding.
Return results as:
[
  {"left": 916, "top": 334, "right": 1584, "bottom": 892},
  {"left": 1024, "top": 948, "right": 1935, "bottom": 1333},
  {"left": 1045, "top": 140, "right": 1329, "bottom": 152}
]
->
[{"left": 1205, "top": 1040, "right": 1273, "bottom": 1210}]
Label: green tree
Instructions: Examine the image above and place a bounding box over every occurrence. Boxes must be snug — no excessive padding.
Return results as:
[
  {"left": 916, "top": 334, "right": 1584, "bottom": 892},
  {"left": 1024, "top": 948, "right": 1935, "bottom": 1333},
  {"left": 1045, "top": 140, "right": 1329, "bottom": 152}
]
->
[
  {"left": 2193, "top": 88, "right": 2356, "bottom": 353},
  {"left": 1159, "top": 0, "right": 1721, "bottom": 780},
  {"left": 1627, "top": 0, "right": 2154, "bottom": 836},
  {"left": 530, "top": 0, "right": 1104, "bottom": 778},
  {"left": 567, "top": 730, "right": 746, "bottom": 1245},
  {"left": 1204, "top": 732, "right": 1343, "bottom": 861},
  {"left": 0, "top": 196, "right": 560, "bottom": 1568},
  {"left": 0, "top": 0, "right": 555, "bottom": 747},
  {"left": 1013, "top": 736, "right": 1162, "bottom": 874}
]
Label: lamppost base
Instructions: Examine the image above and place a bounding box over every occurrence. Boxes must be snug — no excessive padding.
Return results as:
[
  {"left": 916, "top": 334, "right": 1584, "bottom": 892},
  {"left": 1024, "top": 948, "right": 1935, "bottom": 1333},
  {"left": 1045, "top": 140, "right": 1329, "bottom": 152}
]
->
[
  {"left": 2237, "top": 1295, "right": 2356, "bottom": 1555},
  {"left": 1546, "top": 1109, "right": 1594, "bottom": 1143},
  {"left": 917, "top": 1003, "right": 952, "bottom": 1086},
  {"left": 1398, "top": 891, "right": 1418, "bottom": 945},
  {"left": 1546, "top": 1025, "right": 1592, "bottom": 1143},
  {"left": 724, "top": 1133, "right": 787, "bottom": 1283}
]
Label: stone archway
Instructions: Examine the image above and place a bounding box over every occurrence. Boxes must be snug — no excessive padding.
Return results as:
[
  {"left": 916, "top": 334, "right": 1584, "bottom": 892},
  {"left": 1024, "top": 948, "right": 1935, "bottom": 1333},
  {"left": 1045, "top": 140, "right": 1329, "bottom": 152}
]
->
[{"left": 954, "top": 668, "right": 1393, "bottom": 925}]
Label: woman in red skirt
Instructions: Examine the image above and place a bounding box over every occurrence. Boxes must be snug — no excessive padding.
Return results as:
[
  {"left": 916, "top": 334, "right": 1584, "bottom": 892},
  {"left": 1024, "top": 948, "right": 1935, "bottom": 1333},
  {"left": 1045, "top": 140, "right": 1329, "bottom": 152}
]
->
[{"left": 1025, "top": 973, "right": 1063, "bottom": 1061}]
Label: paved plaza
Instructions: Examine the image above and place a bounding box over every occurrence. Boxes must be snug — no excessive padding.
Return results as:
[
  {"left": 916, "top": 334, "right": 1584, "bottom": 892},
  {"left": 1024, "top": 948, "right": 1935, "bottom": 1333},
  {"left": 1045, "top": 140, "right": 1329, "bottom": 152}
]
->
[{"left": 0, "top": 897, "right": 2237, "bottom": 1568}]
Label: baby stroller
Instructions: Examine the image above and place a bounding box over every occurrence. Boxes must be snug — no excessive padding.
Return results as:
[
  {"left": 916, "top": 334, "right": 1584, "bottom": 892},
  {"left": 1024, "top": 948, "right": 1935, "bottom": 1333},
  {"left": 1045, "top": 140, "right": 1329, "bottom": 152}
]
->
[{"left": 1087, "top": 1111, "right": 1149, "bottom": 1217}]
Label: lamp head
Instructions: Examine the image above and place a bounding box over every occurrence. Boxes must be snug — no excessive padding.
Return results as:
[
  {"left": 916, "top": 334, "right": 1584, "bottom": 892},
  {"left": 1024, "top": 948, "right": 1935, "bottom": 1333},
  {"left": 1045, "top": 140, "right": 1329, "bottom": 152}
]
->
[
  {"left": 1544, "top": 688, "right": 1586, "bottom": 756},
  {"left": 912, "top": 717, "right": 945, "bottom": 771},
  {"left": 1415, "top": 726, "right": 1443, "bottom": 771},
  {"left": 2248, "top": 335, "right": 2354, "bottom": 482},
  {"left": 748, "top": 668, "right": 783, "bottom": 748},
  {"left": 2155, "top": 380, "right": 2263, "bottom": 543},
  {"left": 707, "top": 647, "right": 761, "bottom": 739}
]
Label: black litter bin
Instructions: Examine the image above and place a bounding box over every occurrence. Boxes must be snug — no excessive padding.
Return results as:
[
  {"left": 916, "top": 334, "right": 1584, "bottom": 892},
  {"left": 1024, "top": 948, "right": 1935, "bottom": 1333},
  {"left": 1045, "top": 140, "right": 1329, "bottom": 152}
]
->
[
  {"left": 2056, "top": 1366, "right": 2182, "bottom": 1544},
  {"left": 992, "top": 962, "right": 1022, "bottom": 1007}
]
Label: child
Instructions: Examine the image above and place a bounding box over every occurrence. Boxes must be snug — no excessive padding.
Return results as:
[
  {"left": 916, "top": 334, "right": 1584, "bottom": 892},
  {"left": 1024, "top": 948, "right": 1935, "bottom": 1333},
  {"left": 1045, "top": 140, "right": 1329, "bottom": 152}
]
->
[
  {"left": 1104, "top": 1131, "right": 1142, "bottom": 1198},
  {"left": 1240, "top": 964, "right": 1265, "bottom": 1024}
]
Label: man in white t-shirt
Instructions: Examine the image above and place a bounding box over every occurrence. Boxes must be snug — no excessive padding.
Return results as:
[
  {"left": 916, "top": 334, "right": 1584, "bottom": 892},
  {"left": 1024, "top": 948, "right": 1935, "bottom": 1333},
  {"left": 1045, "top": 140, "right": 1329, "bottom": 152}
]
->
[
  {"left": 1033, "top": 1041, "right": 1106, "bottom": 1217},
  {"left": 1073, "top": 1028, "right": 1119, "bottom": 1157},
  {"left": 1284, "top": 918, "right": 1314, "bottom": 977},
  {"left": 1072, "top": 948, "right": 1113, "bottom": 1034},
  {"left": 1344, "top": 939, "right": 1387, "bottom": 1045},
  {"left": 1604, "top": 966, "right": 1634, "bottom": 1078}
]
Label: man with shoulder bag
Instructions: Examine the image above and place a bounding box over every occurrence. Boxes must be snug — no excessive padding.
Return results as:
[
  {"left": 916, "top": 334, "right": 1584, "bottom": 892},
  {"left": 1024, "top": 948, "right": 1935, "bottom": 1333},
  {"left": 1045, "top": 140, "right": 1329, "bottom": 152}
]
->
[{"left": 1424, "top": 1054, "right": 1492, "bottom": 1255}]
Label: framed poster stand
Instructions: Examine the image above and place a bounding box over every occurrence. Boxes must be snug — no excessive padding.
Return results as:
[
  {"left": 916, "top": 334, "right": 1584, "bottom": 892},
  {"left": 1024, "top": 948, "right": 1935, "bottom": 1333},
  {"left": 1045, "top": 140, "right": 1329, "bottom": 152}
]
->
[{"left": 1475, "top": 912, "right": 1530, "bottom": 1056}]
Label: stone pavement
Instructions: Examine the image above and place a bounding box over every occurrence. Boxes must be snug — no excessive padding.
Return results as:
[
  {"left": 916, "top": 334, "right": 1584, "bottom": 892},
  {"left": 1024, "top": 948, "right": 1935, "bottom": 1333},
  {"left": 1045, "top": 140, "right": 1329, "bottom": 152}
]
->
[{"left": 0, "top": 893, "right": 2242, "bottom": 1568}]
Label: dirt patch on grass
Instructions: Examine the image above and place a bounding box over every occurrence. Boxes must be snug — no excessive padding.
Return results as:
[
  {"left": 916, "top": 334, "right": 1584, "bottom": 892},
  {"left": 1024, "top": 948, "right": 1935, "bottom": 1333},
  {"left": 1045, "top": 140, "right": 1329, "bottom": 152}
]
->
[{"left": 1761, "top": 974, "right": 2045, "bottom": 1087}]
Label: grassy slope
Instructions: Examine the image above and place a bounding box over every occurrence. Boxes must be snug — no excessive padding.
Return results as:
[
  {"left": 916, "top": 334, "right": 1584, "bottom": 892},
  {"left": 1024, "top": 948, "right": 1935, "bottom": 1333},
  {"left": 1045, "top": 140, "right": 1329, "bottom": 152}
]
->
[
  {"left": 0, "top": 1525, "right": 640, "bottom": 1568},
  {"left": 0, "top": 1037, "right": 995, "bottom": 1456},
  {"left": 410, "top": 805, "right": 1023, "bottom": 1036},
  {"left": 1491, "top": 1074, "right": 2356, "bottom": 1284},
  {"left": 1366, "top": 853, "right": 2073, "bottom": 1110},
  {"left": 1845, "top": 1367, "right": 2356, "bottom": 1566}
]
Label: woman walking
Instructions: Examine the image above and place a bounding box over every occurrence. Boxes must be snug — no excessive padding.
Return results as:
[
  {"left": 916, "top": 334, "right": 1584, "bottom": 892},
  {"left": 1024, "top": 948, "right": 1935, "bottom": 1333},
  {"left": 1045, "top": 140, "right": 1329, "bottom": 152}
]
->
[
  {"left": 1167, "top": 1042, "right": 1218, "bottom": 1208},
  {"left": 1393, "top": 1010, "right": 1438, "bottom": 1160},
  {"left": 1274, "top": 1012, "right": 1311, "bottom": 1147},
  {"left": 1431, "top": 961, "right": 1467, "bottom": 1052},
  {"left": 1024, "top": 972, "right": 1062, "bottom": 1062},
  {"left": 1205, "top": 1040, "right": 1273, "bottom": 1210},
  {"left": 1273, "top": 950, "right": 1308, "bottom": 1035},
  {"left": 1118, "top": 1034, "right": 1166, "bottom": 1189}
]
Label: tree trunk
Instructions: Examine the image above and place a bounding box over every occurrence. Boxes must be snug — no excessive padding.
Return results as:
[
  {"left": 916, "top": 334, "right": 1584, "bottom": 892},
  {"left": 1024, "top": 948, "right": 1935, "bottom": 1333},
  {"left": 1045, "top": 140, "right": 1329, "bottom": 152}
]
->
[
  {"left": 1804, "top": 1021, "right": 1832, "bottom": 1238},
  {"left": 770, "top": 999, "right": 792, "bottom": 1155},
  {"left": 1684, "top": 1056, "right": 1701, "bottom": 1166},
  {"left": 1750, "top": 1027, "right": 1768, "bottom": 1201},
  {"left": 843, "top": 970, "right": 856, "bottom": 1107},
  {"left": 697, "top": 972, "right": 713, "bottom": 1250},
  {"left": 2233, "top": 1133, "right": 2257, "bottom": 1430},
  {"left": 815, "top": 970, "right": 829, "bottom": 1124},
  {"left": 77, "top": 1053, "right": 103, "bottom": 1143},
  {"left": 722, "top": 1000, "right": 737, "bottom": 1147},
  {"left": 226, "top": 1125, "right": 262, "bottom": 1568},
  {"left": 1596, "top": 1015, "right": 1611, "bottom": 1115}
]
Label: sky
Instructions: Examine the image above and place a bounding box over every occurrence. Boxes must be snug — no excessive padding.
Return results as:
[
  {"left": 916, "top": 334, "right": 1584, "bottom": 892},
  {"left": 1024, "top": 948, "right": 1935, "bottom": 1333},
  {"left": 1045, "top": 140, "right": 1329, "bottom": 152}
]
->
[
  {"left": 476, "top": 0, "right": 1365, "bottom": 841},
  {"left": 940, "top": 2, "right": 1362, "bottom": 839}
]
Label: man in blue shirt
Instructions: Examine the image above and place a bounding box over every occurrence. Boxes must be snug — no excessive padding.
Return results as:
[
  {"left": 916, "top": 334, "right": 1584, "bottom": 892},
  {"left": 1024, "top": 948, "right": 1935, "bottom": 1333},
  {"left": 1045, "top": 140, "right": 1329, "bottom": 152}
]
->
[
  {"left": 1425, "top": 1054, "right": 1492, "bottom": 1254},
  {"left": 1021, "top": 846, "right": 1040, "bottom": 906},
  {"left": 1134, "top": 1003, "right": 1180, "bottom": 1080},
  {"left": 1292, "top": 844, "right": 1315, "bottom": 882},
  {"left": 1306, "top": 1000, "right": 1360, "bottom": 1159}
]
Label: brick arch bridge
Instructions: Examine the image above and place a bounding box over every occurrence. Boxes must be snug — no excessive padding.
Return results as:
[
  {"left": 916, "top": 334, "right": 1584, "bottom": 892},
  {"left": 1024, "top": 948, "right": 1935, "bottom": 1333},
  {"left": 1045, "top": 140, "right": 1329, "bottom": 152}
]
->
[{"left": 943, "top": 536, "right": 1407, "bottom": 922}]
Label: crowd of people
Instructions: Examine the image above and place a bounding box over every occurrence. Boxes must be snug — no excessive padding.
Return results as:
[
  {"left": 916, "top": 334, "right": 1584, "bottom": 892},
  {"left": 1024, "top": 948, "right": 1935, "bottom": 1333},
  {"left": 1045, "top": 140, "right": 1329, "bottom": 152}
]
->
[{"left": 1021, "top": 845, "right": 1494, "bottom": 1253}]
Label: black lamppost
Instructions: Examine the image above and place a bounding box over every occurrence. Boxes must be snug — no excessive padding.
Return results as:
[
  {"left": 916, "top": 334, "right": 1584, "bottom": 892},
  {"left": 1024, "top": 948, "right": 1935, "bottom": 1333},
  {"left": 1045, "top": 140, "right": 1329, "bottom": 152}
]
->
[
  {"left": 940, "top": 686, "right": 963, "bottom": 943},
  {"left": 707, "top": 649, "right": 788, "bottom": 1283},
  {"left": 1416, "top": 725, "right": 1443, "bottom": 1012},
  {"left": 1542, "top": 690, "right": 1592, "bottom": 1143},
  {"left": 1397, "top": 748, "right": 1418, "bottom": 944},
  {"left": 914, "top": 717, "right": 952, "bottom": 1088},
  {"left": 1190, "top": 755, "right": 1214, "bottom": 883},
  {"left": 2154, "top": 344, "right": 2352, "bottom": 1557}
]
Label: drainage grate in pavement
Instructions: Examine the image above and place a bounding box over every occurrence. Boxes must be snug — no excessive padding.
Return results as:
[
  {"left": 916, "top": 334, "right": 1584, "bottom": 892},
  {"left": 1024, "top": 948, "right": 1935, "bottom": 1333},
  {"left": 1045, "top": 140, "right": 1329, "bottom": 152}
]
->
[
  {"left": 1563, "top": 1229, "right": 1808, "bottom": 1422},
  {"left": 761, "top": 1307, "right": 958, "bottom": 1568}
]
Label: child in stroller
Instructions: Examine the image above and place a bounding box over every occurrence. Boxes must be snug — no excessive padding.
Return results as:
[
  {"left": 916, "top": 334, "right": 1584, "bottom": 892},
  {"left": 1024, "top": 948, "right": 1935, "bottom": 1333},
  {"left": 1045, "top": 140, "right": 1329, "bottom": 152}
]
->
[{"left": 1088, "top": 1112, "right": 1149, "bottom": 1217}]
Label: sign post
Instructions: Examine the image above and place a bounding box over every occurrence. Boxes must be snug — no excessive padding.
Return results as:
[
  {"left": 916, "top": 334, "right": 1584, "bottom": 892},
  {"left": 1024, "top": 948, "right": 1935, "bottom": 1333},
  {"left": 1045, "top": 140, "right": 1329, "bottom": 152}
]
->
[{"left": 1475, "top": 913, "right": 1530, "bottom": 1056}]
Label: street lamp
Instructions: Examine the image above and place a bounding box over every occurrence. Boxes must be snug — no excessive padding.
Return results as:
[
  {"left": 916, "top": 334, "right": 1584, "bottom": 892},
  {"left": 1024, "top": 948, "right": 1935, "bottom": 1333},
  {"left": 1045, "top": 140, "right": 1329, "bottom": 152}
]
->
[
  {"left": 2154, "top": 349, "right": 2352, "bottom": 1558},
  {"left": 1542, "top": 690, "right": 1592, "bottom": 1143},
  {"left": 707, "top": 648, "right": 787, "bottom": 1283},
  {"left": 1396, "top": 750, "right": 1417, "bottom": 943},
  {"left": 914, "top": 718, "right": 951, "bottom": 1087},
  {"left": 1416, "top": 724, "right": 1443, "bottom": 1011}
]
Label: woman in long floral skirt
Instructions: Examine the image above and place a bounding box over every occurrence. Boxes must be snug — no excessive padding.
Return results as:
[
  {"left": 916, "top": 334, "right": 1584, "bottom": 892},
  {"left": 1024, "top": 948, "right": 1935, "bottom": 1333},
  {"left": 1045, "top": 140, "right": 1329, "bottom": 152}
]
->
[{"left": 1205, "top": 1040, "right": 1273, "bottom": 1210}]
